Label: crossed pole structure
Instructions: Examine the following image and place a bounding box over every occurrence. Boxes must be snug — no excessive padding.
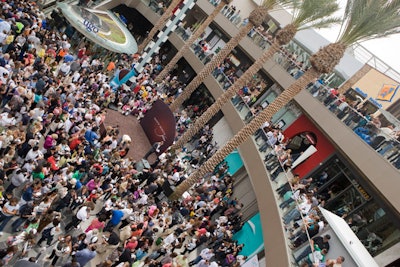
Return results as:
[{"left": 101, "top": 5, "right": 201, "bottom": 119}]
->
[{"left": 113, "top": 0, "right": 197, "bottom": 87}]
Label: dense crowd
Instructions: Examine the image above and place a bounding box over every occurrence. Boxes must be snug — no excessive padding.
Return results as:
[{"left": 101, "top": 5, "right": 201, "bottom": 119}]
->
[{"left": 0, "top": 1, "right": 250, "bottom": 266}]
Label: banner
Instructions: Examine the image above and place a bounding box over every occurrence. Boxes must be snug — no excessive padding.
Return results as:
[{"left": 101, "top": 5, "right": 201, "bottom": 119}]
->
[
  {"left": 140, "top": 100, "right": 176, "bottom": 154},
  {"left": 376, "top": 84, "right": 399, "bottom": 102}
]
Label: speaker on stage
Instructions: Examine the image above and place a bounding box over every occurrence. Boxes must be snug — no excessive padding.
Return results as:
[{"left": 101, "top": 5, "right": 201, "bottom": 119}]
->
[{"left": 136, "top": 159, "right": 151, "bottom": 172}]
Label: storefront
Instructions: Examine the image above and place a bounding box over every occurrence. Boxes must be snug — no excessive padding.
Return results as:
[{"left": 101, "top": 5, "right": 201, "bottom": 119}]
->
[{"left": 307, "top": 155, "right": 400, "bottom": 256}]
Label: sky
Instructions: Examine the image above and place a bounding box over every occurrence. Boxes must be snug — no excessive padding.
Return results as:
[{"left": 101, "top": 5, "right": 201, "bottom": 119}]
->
[
  {"left": 316, "top": 27, "right": 400, "bottom": 74},
  {"left": 314, "top": 0, "right": 400, "bottom": 74}
]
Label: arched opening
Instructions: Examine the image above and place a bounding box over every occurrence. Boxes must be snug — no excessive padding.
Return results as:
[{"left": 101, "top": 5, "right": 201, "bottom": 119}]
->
[{"left": 286, "top": 131, "right": 317, "bottom": 155}]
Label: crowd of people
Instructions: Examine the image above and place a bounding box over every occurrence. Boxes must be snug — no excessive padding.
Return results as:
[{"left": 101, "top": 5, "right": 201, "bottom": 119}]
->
[
  {"left": 249, "top": 115, "right": 353, "bottom": 266},
  {"left": 0, "top": 1, "right": 252, "bottom": 266},
  {"left": 308, "top": 79, "right": 400, "bottom": 169}
]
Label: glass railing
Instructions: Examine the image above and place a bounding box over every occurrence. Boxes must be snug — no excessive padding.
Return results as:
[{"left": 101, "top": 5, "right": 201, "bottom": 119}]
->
[
  {"left": 305, "top": 83, "right": 400, "bottom": 170},
  {"left": 208, "top": 58, "right": 318, "bottom": 265},
  {"left": 220, "top": 3, "right": 244, "bottom": 27},
  {"left": 174, "top": 0, "right": 400, "bottom": 170},
  {"left": 141, "top": 0, "right": 173, "bottom": 15}
]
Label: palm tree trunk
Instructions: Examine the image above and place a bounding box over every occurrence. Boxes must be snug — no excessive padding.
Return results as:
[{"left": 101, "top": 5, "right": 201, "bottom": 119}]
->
[
  {"left": 170, "top": 41, "right": 281, "bottom": 151},
  {"left": 155, "top": 1, "right": 228, "bottom": 84},
  {"left": 170, "top": 68, "right": 319, "bottom": 200},
  {"left": 169, "top": 22, "right": 254, "bottom": 112},
  {"left": 138, "top": 0, "right": 182, "bottom": 54}
]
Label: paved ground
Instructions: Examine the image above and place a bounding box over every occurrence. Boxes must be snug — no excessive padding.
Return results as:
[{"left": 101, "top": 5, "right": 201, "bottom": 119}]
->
[
  {"left": 103, "top": 109, "right": 157, "bottom": 163},
  {"left": 0, "top": 110, "right": 159, "bottom": 266}
]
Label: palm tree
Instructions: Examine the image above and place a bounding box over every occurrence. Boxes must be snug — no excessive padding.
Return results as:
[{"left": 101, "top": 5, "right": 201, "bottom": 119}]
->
[
  {"left": 154, "top": 0, "right": 232, "bottom": 84},
  {"left": 170, "top": 0, "right": 400, "bottom": 199},
  {"left": 138, "top": 0, "right": 183, "bottom": 54},
  {"left": 169, "top": 0, "right": 340, "bottom": 152},
  {"left": 169, "top": 0, "right": 293, "bottom": 112}
]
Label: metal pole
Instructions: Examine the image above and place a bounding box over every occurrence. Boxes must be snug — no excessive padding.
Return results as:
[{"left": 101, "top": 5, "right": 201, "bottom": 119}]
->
[{"left": 115, "top": 0, "right": 197, "bottom": 88}]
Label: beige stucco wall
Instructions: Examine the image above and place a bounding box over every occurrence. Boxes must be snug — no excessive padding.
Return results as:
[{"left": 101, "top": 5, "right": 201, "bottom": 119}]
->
[{"left": 353, "top": 68, "right": 400, "bottom": 110}]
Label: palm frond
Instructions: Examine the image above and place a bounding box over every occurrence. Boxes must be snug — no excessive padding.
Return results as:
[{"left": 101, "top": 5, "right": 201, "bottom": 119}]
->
[
  {"left": 338, "top": 0, "right": 400, "bottom": 45},
  {"left": 291, "top": 0, "right": 341, "bottom": 30}
]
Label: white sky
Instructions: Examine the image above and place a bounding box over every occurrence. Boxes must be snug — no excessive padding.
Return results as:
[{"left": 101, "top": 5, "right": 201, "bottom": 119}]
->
[{"left": 315, "top": 0, "right": 400, "bottom": 73}]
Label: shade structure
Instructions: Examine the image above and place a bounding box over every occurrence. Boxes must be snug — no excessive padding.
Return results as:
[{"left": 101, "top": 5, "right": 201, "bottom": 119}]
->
[
  {"left": 319, "top": 207, "right": 379, "bottom": 267},
  {"left": 57, "top": 2, "right": 138, "bottom": 54}
]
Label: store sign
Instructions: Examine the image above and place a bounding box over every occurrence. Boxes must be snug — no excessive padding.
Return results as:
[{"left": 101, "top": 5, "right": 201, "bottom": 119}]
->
[
  {"left": 376, "top": 84, "right": 399, "bottom": 102},
  {"left": 368, "top": 97, "right": 383, "bottom": 109},
  {"left": 350, "top": 179, "right": 371, "bottom": 200},
  {"left": 355, "top": 87, "right": 368, "bottom": 98},
  {"left": 83, "top": 19, "right": 99, "bottom": 33}
]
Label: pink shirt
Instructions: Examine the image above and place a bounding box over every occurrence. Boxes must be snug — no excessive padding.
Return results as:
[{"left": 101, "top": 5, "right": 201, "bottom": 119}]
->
[{"left": 85, "top": 218, "right": 105, "bottom": 232}]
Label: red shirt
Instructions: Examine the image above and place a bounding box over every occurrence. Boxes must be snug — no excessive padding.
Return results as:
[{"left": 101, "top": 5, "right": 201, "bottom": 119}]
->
[
  {"left": 125, "top": 240, "right": 138, "bottom": 250},
  {"left": 69, "top": 138, "right": 82, "bottom": 150},
  {"left": 47, "top": 156, "right": 59, "bottom": 171}
]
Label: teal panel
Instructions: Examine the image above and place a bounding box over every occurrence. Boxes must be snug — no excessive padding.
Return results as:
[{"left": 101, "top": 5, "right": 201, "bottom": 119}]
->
[
  {"left": 225, "top": 149, "right": 243, "bottom": 175},
  {"left": 233, "top": 213, "right": 264, "bottom": 258}
]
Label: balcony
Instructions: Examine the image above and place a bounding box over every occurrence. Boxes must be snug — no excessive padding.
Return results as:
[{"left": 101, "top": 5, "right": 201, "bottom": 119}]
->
[{"left": 94, "top": 0, "right": 400, "bottom": 264}]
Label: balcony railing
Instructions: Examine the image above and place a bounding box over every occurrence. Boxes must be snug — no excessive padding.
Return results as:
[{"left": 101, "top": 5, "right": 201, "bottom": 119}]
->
[{"left": 305, "top": 83, "right": 400, "bottom": 170}]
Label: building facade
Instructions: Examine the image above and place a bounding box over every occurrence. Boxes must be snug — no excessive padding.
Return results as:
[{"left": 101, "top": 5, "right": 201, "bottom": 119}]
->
[{"left": 89, "top": 0, "right": 400, "bottom": 265}]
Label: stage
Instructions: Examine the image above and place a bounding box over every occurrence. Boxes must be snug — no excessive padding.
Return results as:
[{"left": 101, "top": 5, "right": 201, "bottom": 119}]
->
[{"left": 103, "top": 109, "right": 156, "bottom": 163}]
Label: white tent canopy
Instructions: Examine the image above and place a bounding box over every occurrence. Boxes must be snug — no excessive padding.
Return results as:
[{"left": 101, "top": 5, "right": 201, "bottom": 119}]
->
[
  {"left": 319, "top": 207, "right": 379, "bottom": 267},
  {"left": 57, "top": 3, "right": 137, "bottom": 54}
]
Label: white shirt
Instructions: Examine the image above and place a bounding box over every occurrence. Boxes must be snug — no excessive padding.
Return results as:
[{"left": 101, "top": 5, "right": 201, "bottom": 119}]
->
[
  {"left": 0, "top": 113, "right": 16, "bottom": 127},
  {"left": 77, "top": 206, "right": 89, "bottom": 221},
  {"left": 200, "top": 248, "right": 214, "bottom": 260},
  {"left": 64, "top": 119, "right": 74, "bottom": 134},
  {"left": 171, "top": 172, "right": 181, "bottom": 183},
  {"left": 0, "top": 32, "right": 7, "bottom": 44},
  {"left": 25, "top": 149, "right": 43, "bottom": 161},
  {"left": 2, "top": 202, "right": 19, "bottom": 216}
]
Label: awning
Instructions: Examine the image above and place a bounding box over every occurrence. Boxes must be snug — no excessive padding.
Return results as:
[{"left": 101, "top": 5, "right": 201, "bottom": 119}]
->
[
  {"left": 57, "top": 3, "right": 137, "bottom": 54},
  {"left": 319, "top": 207, "right": 379, "bottom": 267}
]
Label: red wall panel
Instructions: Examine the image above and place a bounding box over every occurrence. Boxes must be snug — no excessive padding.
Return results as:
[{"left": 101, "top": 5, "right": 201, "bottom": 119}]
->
[{"left": 283, "top": 115, "right": 335, "bottom": 177}]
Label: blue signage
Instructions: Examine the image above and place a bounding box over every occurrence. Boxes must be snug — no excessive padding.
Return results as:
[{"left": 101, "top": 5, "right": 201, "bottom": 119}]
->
[
  {"left": 355, "top": 87, "right": 368, "bottom": 98},
  {"left": 83, "top": 19, "right": 99, "bottom": 33},
  {"left": 368, "top": 97, "right": 383, "bottom": 108}
]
